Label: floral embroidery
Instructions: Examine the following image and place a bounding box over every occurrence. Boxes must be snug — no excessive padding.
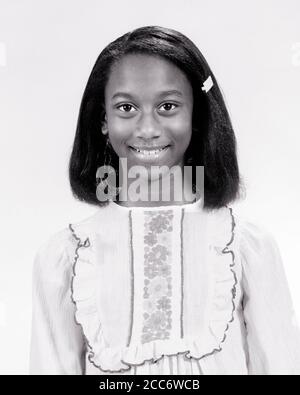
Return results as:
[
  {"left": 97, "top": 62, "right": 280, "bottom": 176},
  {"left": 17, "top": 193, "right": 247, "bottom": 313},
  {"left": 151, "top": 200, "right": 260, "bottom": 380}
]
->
[
  {"left": 145, "top": 244, "right": 169, "bottom": 263},
  {"left": 147, "top": 277, "right": 169, "bottom": 298},
  {"left": 143, "top": 299, "right": 157, "bottom": 315},
  {"left": 157, "top": 296, "right": 172, "bottom": 311},
  {"left": 149, "top": 215, "right": 169, "bottom": 233},
  {"left": 142, "top": 210, "right": 173, "bottom": 344},
  {"left": 156, "top": 264, "right": 171, "bottom": 277},
  {"left": 144, "top": 233, "right": 157, "bottom": 246}
]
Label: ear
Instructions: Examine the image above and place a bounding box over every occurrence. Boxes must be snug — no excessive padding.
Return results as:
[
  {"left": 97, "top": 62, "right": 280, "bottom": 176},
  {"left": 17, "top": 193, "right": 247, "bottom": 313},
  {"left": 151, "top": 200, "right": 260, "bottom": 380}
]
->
[{"left": 101, "top": 113, "right": 108, "bottom": 136}]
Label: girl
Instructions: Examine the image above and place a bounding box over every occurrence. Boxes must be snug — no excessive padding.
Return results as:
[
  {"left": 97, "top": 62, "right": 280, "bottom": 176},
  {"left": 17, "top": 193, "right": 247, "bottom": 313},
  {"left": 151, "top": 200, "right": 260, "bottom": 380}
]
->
[{"left": 30, "top": 26, "right": 300, "bottom": 375}]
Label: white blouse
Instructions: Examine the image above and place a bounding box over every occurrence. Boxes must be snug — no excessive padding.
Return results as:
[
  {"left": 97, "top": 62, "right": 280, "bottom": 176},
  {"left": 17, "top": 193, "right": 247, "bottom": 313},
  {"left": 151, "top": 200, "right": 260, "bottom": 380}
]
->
[{"left": 29, "top": 199, "right": 300, "bottom": 375}]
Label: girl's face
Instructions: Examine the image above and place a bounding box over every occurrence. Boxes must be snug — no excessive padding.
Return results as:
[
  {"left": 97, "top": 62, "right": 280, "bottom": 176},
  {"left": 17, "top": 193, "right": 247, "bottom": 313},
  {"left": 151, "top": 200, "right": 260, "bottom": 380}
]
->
[{"left": 103, "top": 53, "right": 193, "bottom": 176}]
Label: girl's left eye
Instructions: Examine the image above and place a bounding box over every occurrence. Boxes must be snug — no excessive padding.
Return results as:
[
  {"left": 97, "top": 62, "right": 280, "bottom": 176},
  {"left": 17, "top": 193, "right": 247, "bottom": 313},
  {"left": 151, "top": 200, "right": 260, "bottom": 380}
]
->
[{"left": 159, "top": 103, "right": 178, "bottom": 112}]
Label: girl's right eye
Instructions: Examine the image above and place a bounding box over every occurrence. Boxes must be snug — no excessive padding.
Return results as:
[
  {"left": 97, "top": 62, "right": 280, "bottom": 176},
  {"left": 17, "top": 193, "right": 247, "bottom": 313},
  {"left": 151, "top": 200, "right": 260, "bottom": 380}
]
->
[{"left": 117, "top": 104, "right": 136, "bottom": 113}]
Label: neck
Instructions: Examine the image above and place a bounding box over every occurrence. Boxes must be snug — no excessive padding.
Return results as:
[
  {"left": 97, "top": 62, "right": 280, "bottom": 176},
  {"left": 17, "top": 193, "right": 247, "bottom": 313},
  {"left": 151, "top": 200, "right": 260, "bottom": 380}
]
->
[{"left": 116, "top": 162, "right": 198, "bottom": 208}]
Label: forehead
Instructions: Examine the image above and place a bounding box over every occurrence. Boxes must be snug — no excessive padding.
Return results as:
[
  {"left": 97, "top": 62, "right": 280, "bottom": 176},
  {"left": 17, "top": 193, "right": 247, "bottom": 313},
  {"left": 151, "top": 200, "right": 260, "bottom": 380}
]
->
[{"left": 105, "top": 54, "right": 192, "bottom": 98}]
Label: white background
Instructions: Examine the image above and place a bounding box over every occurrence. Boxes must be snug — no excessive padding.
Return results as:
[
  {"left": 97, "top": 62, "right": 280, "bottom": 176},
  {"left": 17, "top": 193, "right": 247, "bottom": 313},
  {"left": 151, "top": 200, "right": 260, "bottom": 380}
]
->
[{"left": 0, "top": 0, "right": 299, "bottom": 374}]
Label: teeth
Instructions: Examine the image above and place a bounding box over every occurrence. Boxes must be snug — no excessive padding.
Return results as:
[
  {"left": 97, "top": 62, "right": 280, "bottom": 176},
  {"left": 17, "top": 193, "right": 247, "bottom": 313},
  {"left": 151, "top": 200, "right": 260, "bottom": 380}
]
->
[{"left": 132, "top": 147, "right": 167, "bottom": 155}]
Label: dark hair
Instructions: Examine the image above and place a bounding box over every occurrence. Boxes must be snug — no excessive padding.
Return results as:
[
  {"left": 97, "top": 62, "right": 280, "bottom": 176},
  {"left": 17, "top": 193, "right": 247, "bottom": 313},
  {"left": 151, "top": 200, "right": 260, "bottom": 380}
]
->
[{"left": 69, "top": 25, "right": 241, "bottom": 209}]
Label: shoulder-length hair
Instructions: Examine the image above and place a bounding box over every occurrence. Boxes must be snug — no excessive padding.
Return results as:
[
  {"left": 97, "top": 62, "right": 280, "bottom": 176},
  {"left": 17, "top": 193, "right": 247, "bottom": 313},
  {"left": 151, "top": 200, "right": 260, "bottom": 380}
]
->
[{"left": 69, "top": 25, "right": 241, "bottom": 209}]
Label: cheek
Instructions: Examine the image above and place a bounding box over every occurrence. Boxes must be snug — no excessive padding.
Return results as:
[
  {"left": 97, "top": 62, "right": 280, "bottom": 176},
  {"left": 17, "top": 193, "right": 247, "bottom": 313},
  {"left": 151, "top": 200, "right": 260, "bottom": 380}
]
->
[
  {"left": 168, "top": 116, "right": 192, "bottom": 150},
  {"left": 106, "top": 118, "right": 132, "bottom": 152}
]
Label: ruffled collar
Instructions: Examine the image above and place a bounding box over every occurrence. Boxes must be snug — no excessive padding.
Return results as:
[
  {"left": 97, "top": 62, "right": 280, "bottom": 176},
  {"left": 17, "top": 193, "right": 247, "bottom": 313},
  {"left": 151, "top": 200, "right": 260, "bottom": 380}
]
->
[
  {"left": 68, "top": 204, "right": 238, "bottom": 373},
  {"left": 107, "top": 196, "right": 203, "bottom": 213}
]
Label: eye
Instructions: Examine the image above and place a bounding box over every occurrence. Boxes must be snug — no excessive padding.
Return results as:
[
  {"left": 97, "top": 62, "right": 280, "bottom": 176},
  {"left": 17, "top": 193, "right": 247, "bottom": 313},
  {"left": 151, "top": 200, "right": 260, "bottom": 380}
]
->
[
  {"left": 159, "top": 102, "right": 178, "bottom": 112},
  {"left": 117, "top": 103, "right": 136, "bottom": 113}
]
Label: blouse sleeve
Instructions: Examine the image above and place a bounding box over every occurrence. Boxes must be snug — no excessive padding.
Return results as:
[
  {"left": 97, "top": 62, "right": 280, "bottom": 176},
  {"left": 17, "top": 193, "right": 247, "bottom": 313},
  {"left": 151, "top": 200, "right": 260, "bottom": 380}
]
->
[
  {"left": 239, "top": 221, "right": 300, "bottom": 375},
  {"left": 29, "top": 229, "right": 86, "bottom": 375}
]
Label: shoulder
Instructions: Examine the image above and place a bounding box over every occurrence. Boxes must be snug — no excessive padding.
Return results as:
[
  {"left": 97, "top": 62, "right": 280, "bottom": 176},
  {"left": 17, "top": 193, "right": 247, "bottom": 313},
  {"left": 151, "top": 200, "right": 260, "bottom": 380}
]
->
[
  {"left": 36, "top": 208, "right": 103, "bottom": 258},
  {"left": 234, "top": 213, "right": 278, "bottom": 248},
  {"left": 33, "top": 226, "right": 77, "bottom": 283},
  {"left": 232, "top": 211, "right": 282, "bottom": 269},
  {"left": 35, "top": 226, "right": 74, "bottom": 259}
]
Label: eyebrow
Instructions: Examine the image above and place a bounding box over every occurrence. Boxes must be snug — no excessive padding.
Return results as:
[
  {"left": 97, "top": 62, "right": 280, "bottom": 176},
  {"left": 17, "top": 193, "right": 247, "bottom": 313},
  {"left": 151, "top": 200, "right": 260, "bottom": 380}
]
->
[{"left": 111, "top": 90, "right": 183, "bottom": 101}]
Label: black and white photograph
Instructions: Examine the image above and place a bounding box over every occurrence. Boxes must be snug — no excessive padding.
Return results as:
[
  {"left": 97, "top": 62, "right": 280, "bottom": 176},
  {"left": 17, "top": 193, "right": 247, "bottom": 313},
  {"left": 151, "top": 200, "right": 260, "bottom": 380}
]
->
[{"left": 1, "top": 0, "right": 300, "bottom": 376}]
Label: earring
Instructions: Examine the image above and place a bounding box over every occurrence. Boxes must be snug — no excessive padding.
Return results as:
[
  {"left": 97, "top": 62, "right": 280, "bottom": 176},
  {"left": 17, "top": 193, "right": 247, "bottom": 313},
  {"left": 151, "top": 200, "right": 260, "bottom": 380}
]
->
[
  {"left": 96, "top": 134, "right": 122, "bottom": 201},
  {"left": 103, "top": 136, "right": 112, "bottom": 168}
]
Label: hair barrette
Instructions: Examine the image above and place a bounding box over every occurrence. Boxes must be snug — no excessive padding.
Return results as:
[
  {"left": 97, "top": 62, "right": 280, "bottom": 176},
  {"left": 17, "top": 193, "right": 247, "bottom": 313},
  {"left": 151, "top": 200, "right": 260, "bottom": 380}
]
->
[{"left": 201, "top": 75, "right": 214, "bottom": 93}]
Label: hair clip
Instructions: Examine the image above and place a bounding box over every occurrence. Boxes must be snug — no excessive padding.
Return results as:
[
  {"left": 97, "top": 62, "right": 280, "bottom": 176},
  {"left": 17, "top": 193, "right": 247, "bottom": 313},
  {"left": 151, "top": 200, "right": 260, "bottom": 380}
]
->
[{"left": 201, "top": 75, "right": 214, "bottom": 93}]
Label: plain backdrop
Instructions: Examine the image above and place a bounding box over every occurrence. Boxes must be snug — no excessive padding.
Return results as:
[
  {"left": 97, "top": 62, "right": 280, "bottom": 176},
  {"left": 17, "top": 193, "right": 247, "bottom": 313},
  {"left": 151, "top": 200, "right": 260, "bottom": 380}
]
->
[{"left": 0, "top": 0, "right": 299, "bottom": 374}]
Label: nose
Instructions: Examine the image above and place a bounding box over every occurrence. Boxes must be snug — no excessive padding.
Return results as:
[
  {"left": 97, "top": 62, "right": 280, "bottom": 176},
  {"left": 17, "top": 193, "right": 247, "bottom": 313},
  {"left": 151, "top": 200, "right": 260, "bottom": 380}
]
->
[{"left": 136, "top": 112, "right": 162, "bottom": 140}]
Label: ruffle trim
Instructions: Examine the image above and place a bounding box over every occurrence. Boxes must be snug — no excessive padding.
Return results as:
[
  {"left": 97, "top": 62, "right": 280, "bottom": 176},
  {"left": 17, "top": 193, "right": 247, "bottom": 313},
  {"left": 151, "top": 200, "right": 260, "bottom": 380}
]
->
[{"left": 68, "top": 207, "right": 238, "bottom": 373}]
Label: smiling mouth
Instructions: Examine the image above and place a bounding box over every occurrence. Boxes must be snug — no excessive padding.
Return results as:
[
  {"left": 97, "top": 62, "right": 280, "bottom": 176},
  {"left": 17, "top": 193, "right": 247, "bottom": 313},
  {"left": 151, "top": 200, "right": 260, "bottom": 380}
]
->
[{"left": 129, "top": 145, "right": 170, "bottom": 156}]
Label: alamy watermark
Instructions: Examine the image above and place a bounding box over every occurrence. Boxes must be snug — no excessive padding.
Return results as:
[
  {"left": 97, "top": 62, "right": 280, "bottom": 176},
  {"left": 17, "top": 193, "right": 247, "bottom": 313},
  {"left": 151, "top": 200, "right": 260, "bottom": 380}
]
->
[{"left": 96, "top": 158, "right": 204, "bottom": 203}]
